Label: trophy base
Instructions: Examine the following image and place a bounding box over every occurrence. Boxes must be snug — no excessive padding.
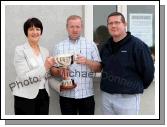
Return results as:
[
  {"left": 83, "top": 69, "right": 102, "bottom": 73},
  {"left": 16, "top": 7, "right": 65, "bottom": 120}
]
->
[{"left": 61, "top": 79, "right": 76, "bottom": 89}]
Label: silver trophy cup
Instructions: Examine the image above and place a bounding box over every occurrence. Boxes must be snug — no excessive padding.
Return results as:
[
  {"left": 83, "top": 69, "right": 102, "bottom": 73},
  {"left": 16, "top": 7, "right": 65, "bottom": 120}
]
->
[{"left": 54, "top": 54, "right": 76, "bottom": 89}]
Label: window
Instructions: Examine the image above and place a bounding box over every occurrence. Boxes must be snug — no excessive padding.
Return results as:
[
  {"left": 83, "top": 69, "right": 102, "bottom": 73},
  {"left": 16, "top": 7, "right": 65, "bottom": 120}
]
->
[{"left": 93, "top": 5, "right": 116, "bottom": 50}]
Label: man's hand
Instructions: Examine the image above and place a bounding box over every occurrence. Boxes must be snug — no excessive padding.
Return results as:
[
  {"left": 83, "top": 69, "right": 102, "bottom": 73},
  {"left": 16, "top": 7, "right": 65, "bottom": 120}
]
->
[
  {"left": 76, "top": 54, "right": 87, "bottom": 65},
  {"left": 76, "top": 54, "right": 102, "bottom": 72},
  {"left": 59, "top": 68, "right": 70, "bottom": 80},
  {"left": 60, "top": 80, "right": 77, "bottom": 91}
]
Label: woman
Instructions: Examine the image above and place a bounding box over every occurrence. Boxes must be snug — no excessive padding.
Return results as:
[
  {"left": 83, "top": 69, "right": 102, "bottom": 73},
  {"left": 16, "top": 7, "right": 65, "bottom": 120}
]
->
[{"left": 13, "top": 17, "right": 54, "bottom": 115}]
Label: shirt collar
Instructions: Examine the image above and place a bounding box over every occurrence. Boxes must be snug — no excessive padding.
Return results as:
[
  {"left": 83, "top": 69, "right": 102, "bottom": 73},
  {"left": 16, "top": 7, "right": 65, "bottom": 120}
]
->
[{"left": 68, "top": 36, "right": 81, "bottom": 44}]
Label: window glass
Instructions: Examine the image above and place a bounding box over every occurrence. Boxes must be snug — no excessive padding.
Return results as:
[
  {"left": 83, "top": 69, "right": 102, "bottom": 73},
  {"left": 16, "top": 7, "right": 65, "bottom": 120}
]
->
[
  {"left": 127, "top": 5, "right": 155, "bottom": 60},
  {"left": 93, "top": 5, "right": 116, "bottom": 50}
]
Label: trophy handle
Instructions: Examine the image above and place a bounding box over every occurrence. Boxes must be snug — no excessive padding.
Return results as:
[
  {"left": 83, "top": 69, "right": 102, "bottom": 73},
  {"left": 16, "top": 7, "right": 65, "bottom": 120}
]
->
[{"left": 71, "top": 55, "right": 74, "bottom": 64}]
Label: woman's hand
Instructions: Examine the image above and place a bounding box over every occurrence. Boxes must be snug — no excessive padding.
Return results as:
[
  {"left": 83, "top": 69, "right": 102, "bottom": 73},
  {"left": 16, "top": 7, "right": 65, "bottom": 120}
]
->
[{"left": 44, "top": 56, "right": 55, "bottom": 71}]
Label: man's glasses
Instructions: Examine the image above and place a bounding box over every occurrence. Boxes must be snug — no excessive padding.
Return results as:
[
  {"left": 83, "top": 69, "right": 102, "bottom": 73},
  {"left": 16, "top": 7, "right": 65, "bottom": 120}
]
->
[{"left": 108, "top": 21, "right": 122, "bottom": 26}]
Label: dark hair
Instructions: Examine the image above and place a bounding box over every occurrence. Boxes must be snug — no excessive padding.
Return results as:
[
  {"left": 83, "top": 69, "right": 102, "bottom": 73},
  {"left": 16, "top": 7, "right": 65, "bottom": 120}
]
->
[
  {"left": 107, "top": 12, "right": 126, "bottom": 24},
  {"left": 23, "top": 17, "right": 43, "bottom": 37},
  {"left": 94, "top": 25, "right": 110, "bottom": 44}
]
